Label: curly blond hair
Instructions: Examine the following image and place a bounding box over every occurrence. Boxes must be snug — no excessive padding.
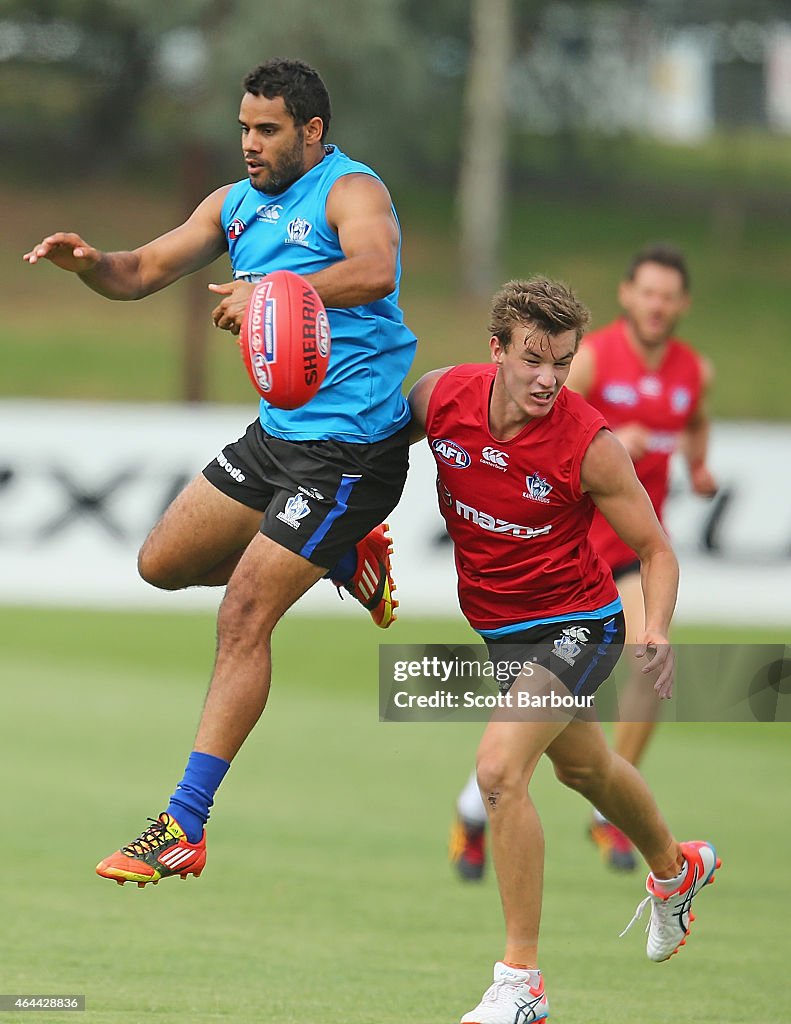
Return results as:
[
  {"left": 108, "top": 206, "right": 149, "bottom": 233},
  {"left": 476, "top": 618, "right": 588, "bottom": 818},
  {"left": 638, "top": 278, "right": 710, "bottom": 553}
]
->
[{"left": 489, "top": 277, "right": 590, "bottom": 351}]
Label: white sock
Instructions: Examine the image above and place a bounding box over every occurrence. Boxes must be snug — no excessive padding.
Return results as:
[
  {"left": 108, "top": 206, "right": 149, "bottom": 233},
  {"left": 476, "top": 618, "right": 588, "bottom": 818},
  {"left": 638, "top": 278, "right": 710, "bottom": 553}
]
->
[
  {"left": 499, "top": 963, "right": 542, "bottom": 986},
  {"left": 457, "top": 769, "right": 487, "bottom": 827},
  {"left": 651, "top": 860, "right": 688, "bottom": 896}
]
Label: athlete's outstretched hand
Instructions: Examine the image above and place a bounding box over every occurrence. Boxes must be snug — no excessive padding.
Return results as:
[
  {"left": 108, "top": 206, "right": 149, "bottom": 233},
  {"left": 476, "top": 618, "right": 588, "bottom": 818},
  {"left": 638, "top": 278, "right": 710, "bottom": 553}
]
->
[
  {"left": 208, "top": 280, "right": 256, "bottom": 335},
  {"left": 23, "top": 233, "right": 101, "bottom": 273},
  {"left": 635, "top": 632, "right": 675, "bottom": 700}
]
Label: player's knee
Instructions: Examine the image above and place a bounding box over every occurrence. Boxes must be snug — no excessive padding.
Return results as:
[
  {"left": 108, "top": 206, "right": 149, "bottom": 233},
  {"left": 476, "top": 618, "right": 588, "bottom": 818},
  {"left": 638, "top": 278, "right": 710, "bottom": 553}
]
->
[
  {"left": 476, "top": 752, "right": 525, "bottom": 799},
  {"left": 137, "top": 543, "right": 183, "bottom": 591}
]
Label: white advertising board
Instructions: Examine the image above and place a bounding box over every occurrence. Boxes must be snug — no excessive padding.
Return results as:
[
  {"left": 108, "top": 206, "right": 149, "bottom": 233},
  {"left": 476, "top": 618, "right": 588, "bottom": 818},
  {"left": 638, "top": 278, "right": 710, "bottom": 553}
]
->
[{"left": 0, "top": 400, "right": 788, "bottom": 625}]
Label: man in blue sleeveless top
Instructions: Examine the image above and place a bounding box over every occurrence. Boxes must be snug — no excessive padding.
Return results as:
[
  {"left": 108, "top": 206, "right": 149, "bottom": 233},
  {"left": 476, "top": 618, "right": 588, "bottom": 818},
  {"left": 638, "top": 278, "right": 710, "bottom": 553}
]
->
[{"left": 25, "top": 59, "right": 416, "bottom": 885}]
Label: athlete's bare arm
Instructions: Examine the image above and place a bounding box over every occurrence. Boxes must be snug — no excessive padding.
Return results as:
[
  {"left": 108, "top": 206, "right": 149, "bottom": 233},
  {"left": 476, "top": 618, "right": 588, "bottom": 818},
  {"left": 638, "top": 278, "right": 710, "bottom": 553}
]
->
[
  {"left": 210, "top": 173, "right": 403, "bottom": 334},
  {"left": 681, "top": 355, "right": 717, "bottom": 496},
  {"left": 23, "top": 186, "right": 231, "bottom": 301},
  {"left": 581, "top": 428, "right": 679, "bottom": 697},
  {"left": 318, "top": 173, "right": 402, "bottom": 304},
  {"left": 407, "top": 368, "right": 453, "bottom": 443},
  {"left": 565, "top": 342, "right": 650, "bottom": 459}
]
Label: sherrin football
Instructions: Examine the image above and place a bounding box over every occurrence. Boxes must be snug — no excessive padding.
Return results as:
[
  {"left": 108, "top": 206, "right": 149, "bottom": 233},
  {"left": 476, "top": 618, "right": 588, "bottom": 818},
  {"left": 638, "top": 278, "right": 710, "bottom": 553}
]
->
[{"left": 239, "top": 270, "right": 331, "bottom": 409}]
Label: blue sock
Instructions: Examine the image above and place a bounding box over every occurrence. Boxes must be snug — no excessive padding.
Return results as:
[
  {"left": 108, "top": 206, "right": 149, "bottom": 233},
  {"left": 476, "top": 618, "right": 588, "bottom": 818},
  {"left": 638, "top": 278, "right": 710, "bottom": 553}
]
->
[
  {"left": 166, "top": 751, "right": 230, "bottom": 843},
  {"left": 324, "top": 548, "right": 357, "bottom": 583}
]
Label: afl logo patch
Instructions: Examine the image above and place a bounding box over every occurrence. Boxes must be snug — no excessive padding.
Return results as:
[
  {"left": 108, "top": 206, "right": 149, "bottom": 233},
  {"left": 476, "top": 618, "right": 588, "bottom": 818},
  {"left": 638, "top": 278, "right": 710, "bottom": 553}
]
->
[
  {"left": 316, "top": 310, "right": 330, "bottom": 358},
  {"left": 432, "top": 438, "right": 472, "bottom": 468},
  {"left": 228, "top": 218, "right": 246, "bottom": 240}
]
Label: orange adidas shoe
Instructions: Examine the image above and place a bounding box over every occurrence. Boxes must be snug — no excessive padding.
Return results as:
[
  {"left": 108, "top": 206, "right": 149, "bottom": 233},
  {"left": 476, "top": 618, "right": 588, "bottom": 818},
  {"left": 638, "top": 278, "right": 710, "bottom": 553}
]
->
[
  {"left": 96, "top": 813, "right": 206, "bottom": 887},
  {"left": 332, "top": 523, "right": 398, "bottom": 628}
]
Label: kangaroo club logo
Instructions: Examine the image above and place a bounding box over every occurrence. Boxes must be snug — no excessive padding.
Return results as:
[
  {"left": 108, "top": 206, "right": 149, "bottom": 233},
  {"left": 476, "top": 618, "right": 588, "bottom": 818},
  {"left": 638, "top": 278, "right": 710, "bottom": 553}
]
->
[
  {"left": 285, "top": 217, "right": 313, "bottom": 246},
  {"left": 523, "top": 471, "right": 553, "bottom": 503},
  {"left": 276, "top": 493, "right": 312, "bottom": 530},
  {"left": 671, "top": 386, "right": 692, "bottom": 414},
  {"left": 552, "top": 625, "right": 591, "bottom": 667}
]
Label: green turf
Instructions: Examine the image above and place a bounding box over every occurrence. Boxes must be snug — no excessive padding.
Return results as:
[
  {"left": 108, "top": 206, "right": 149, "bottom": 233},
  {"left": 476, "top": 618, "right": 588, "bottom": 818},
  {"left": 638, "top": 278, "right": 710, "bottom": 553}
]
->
[{"left": 1, "top": 607, "right": 789, "bottom": 1022}]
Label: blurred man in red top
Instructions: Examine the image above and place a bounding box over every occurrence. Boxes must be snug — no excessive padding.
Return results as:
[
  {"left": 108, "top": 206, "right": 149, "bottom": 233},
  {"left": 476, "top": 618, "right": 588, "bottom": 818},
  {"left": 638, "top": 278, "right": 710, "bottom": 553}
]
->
[
  {"left": 450, "top": 246, "right": 717, "bottom": 878},
  {"left": 567, "top": 244, "right": 717, "bottom": 870}
]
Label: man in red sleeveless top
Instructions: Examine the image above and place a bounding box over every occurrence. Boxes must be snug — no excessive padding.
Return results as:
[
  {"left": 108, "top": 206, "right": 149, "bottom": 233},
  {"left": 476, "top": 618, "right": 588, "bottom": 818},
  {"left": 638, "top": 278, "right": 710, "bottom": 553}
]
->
[
  {"left": 566, "top": 244, "right": 717, "bottom": 870},
  {"left": 451, "top": 245, "right": 717, "bottom": 877},
  {"left": 407, "top": 278, "right": 719, "bottom": 1024}
]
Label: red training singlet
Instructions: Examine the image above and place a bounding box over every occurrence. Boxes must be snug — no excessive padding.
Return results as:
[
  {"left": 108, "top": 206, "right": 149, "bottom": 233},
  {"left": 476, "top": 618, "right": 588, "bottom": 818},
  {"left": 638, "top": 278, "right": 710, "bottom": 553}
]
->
[
  {"left": 583, "top": 320, "right": 704, "bottom": 570},
  {"left": 426, "top": 364, "right": 618, "bottom": 630}
]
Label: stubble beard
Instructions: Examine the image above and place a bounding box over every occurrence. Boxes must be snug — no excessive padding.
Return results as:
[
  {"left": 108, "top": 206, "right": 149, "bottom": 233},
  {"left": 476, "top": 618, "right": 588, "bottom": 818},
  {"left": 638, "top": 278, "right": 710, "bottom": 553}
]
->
[{"left": 253, "top": 136, "right": 307, "bottom": 195}]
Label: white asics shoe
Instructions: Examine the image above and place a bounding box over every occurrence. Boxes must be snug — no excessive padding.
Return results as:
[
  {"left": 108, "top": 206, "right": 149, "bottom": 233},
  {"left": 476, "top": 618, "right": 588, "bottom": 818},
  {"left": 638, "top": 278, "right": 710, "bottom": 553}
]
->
[
  {"left": 461, "top": 962, "right": 548, "bottom": 1023},
  {"left": 621, "top": 840, "right": 721, "bottom": 962}
]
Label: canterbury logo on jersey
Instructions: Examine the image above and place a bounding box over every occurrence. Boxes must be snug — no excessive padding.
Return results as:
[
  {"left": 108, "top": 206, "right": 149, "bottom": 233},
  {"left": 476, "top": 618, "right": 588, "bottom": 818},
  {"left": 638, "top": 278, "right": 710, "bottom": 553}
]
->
[
  {"left": 256, "top": 203, "right": 283, "bottom": 222},
  {"left": 481, "top": 446, "right": 509, "bottom": 470},
  {"left": 454, "top": 499, "right": 552, "bottom": 539}
]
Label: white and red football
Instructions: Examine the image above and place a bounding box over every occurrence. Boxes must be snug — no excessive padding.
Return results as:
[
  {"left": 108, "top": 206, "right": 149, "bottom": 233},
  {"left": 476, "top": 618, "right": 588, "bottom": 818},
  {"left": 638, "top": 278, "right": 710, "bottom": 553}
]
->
[{"left": 239, "top": 270, "right": 331, "bottom": 409}]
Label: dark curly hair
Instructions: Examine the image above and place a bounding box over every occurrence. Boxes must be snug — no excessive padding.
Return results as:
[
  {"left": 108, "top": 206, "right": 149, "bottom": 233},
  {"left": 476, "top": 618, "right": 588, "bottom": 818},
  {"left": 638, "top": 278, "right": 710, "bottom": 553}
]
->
[{"left": 243, "top": 58, "right": 332, "bottom": 140}]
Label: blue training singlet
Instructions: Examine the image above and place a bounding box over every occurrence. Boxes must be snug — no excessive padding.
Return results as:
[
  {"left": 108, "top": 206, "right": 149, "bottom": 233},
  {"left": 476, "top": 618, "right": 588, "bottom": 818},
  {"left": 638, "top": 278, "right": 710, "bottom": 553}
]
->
[{"left": 220, "top": 146, "right": 416, "bottom": 443}]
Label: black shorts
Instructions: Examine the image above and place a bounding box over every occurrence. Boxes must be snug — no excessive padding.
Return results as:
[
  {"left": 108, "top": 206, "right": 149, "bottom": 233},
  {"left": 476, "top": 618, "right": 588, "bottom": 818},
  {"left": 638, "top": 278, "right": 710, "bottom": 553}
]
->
[
  {"left": 487, "top": 611, "right": 626, "bottom": 699},
  {"left": 202, "top": 419, "right": 410, "bottom": 569}
]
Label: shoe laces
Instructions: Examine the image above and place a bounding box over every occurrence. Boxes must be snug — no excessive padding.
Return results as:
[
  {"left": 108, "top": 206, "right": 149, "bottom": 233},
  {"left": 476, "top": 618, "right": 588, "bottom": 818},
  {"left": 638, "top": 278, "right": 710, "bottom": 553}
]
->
[
  {"left": 479, "top": 979, "right": 510, "bottom": 1006},
  {"left": 619, "top": 892, "right": 677, "bottom": 942},
  {"left": 619, "top": 894, "right": 652, "bottom": 938},
  {"left": 481, "top": 973, "right": 540, "bottom": 1006},
  {"left": 121, "top": 816, "right": 171, "bottom": 857}
]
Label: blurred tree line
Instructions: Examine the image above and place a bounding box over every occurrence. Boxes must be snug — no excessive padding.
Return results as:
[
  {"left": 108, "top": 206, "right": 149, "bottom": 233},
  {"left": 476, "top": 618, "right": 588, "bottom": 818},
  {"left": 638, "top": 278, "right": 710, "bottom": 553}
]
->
[
  {"left": 3, "top": 0, "right": 789, "bottom": 397},
  {"left": 5, "top": 0, "right": 788, "bottom": 185},
  {"left": 0, "top": 0, "right": 471, "bottom": 184}
]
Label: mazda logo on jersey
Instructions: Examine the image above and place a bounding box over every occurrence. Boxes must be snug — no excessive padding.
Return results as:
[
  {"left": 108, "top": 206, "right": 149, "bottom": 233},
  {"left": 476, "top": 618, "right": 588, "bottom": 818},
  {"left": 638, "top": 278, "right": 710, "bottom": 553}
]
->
[
  {"left": 431, "top": 439, "right": 471, "bottom": 468},
  {"left": 454, "top": 499, "right": 553, "bottom": 539}
]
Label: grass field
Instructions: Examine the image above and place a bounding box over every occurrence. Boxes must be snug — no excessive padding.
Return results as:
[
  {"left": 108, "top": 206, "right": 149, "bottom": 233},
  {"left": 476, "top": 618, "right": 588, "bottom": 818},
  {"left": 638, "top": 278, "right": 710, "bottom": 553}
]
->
[{"left": 1, "top": 607, "right": 789, "bottom": 1023}]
